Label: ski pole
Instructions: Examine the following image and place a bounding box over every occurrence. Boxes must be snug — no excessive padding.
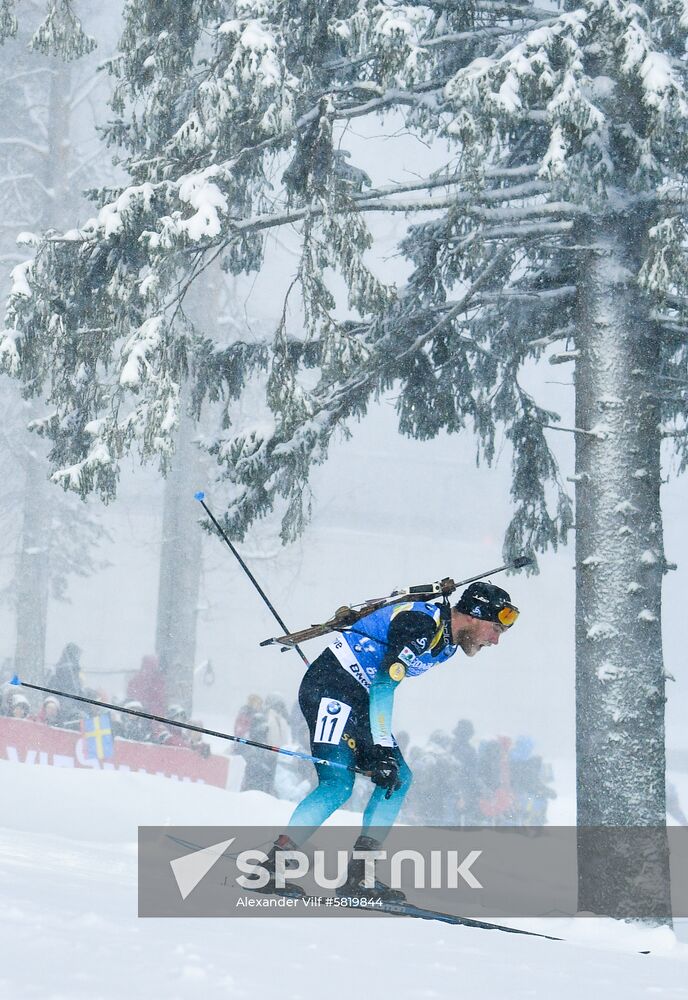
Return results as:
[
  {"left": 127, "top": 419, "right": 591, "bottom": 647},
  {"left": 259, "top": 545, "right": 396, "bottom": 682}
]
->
[
  {"left": 194, "top": 492, "right": 309, "bottom": 666},
  {"left": 452, "top": 554, "right": 533, "bottom": 589},
  {"left": 9, "top": 676, "right": 365, "bottom": 775},
  {"left": 386, "top": 554, "right": 534, "bottom": 603}
]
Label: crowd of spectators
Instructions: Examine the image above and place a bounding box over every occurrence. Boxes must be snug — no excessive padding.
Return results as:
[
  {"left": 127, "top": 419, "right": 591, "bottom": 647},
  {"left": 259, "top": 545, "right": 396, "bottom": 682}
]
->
[
  {"left": 4, "top": 656, "right": 686, "bottom": 826},
  {"left": 328, "top": 720, "right": 560, "bottom": 826},
  {"left": 399, "top": 722, "right": 558, "bottom": 826},
  {"left": 0, "top": 644, "right": 211, "bottom": 758},
  {"left": 234, "top": 696, "right": 559, "bottom": 825},
  {"left": 232, "top": 692, "right": 312, "bottom": 799}
]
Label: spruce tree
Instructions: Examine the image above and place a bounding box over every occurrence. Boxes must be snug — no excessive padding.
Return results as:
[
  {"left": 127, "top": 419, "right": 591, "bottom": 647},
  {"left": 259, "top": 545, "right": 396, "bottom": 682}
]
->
[{"left": 0, "top": 1, "right": 107, "bottom": 680}]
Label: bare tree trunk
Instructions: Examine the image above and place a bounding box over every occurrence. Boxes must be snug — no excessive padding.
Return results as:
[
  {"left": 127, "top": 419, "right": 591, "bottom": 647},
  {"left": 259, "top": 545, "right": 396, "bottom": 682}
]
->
[
  {"left": 14, "top": 60, "right": 71, "bottom": 682},
  {"left": 154, "top": 260, "right": 229, "bottom": 713},
  {"left": 574, "top": 217, "right": 670, "bottom": 920},
  {"left": 14, "top": 451, "right": 50, "bottom": 682},
  {"left": 155, "top": 399, "right": 203, "bottom": 713}
]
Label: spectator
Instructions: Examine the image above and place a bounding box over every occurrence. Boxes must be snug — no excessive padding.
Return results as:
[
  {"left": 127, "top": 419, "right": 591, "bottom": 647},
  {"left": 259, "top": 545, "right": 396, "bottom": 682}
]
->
[
  {"left": 35, "top": 693, "right": 82, "bottom": 731},
  {"left": 508, "top": 736, "right": 557, "bottom": 825},
  {"left": 126, "top": 654, "right": 167, "bottom": 716},
  {"left": 265, "top": 693, "right": 292, "bottom": 747},
  {"left": 52, "top": 643, "right": 84, "bottom": 696},
  {"left": 478, "top": 737, "right": 514, "bottom": 823},
  {"left": 187, "top": 721, "right": 211, "bottom": 758},
  {"left": 402, "top": 730, "right": 454, "bottom": 825},
  {"left": 289, "top": 697, "right": 311, "bottom": 749},
  {"left": 49, "top": 642, "right": 92, "bottom": 724},
  {"left": 168, "top": 704, "right": 188, "bottom": 724},
  {"left": 235, "top": 694, "right": 263, "bottom": 741},
  {"left": 239, "top": 699, "right": 278, "bottom": 794},
  {"left": 274, "top": 705, "right": 316, "bottom": 802},
  {"left": 156, "top": 704, "right": 190, "bottom": 748},
  {"left": 243, "top": 693, "right": 293, "bottom": 795},
  {"left": 119, "top": 700, "right": 154, "bottom": 742},
  {"left": 9, "top": 693, "right": 32, "bottom": 720},
  {"left": 449, "top": 719, "right": 480, "bottom": 825},
  {"left": 423, "top": 730, "right": 456, "bottom": 824},
  {"left": 38, "top": 695, "right": 63, "bottom": 727}
]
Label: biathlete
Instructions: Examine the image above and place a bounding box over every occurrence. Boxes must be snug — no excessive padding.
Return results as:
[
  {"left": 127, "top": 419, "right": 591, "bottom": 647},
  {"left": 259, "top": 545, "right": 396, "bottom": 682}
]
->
[{"left": 264, "top": 580, "right": 519, "bottom": 900}]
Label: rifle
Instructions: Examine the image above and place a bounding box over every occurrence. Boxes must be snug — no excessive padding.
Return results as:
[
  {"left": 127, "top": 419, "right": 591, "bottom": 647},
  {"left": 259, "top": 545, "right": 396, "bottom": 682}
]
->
[{"left": 260, "top": 556, "right": 532, "bottom": 650}]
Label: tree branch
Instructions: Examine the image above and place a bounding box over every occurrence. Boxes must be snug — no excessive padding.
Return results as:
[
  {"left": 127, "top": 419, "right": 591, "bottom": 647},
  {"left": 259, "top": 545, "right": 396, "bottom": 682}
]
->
[
  {"left": 420, "top": 15, "right": 562, "bottom": 47},
  {"left": 542, "top": 423, "right": 606, "bottom": 439},
  {"left": 0, "top": 138, "right": 49, "bottom": 157}
]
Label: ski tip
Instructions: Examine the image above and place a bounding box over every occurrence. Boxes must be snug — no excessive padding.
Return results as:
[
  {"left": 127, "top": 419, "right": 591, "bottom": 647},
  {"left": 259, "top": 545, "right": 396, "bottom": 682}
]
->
[
  {"left": 194, "top": 491, "right": 206, "bottom": 502},
  {"left": 10, "top": 674, "right": 20, "bottom": 686}
]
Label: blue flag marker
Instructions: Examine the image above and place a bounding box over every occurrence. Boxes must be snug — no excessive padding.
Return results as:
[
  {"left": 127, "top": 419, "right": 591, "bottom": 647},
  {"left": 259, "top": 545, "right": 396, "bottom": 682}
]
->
[
  {"left": 194, "top": 491, "right": 205, "bottom": 501},
  {"left": 10, "top": 675, "right": 20, "bottom": 686}
]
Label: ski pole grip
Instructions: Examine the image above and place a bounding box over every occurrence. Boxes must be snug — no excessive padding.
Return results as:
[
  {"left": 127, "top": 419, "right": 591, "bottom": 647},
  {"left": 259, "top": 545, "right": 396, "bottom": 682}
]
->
[{"left": 513, "top": 556, "right": 534, "bottom": 569}]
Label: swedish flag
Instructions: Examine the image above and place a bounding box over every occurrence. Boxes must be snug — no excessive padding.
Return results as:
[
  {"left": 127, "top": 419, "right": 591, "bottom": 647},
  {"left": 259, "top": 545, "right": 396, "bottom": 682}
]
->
[{"left": 81, "top": 713, "right": 114, "bottom": 761}]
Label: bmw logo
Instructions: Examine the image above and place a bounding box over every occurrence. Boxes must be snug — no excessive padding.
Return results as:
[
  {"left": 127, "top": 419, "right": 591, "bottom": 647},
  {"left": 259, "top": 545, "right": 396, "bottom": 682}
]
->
[{"left": 326, "top": 701, "right": 341, "bottom": 715}]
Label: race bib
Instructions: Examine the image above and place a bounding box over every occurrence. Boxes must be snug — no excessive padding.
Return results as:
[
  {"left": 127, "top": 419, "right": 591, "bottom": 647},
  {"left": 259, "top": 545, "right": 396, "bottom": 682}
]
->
[
  {"left": 313, "top": 697, "right": 352, "bottom": 745},
  {"left": 328, "top": 636, "right": 371, "bottom": 690}
]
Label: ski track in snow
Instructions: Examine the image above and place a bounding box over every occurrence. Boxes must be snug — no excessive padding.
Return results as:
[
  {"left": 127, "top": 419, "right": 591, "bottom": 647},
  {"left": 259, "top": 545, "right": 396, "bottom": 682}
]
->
[{"left": 1, "top": 761, "right": 688, "bottom": 1000}]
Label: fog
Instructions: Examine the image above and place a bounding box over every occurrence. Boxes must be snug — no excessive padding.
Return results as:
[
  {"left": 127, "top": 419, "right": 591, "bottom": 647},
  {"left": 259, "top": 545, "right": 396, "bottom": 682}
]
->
[
  {"left": 2, "top": 384, "right": 683, "bottom": 772},
  {"left": 1, "top": 5, "right": 686, "bottom": 797}
]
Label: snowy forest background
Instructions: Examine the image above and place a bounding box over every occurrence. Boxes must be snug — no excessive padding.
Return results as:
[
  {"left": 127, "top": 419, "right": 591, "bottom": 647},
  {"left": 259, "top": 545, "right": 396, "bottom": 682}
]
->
[{"left": 1, "top": 0, "right": 688, "bottom": 838}]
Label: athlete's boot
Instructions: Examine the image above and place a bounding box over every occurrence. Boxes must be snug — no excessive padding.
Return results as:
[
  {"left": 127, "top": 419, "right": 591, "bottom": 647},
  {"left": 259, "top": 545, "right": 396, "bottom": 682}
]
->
[
  {"left": 337, "top": 834, "right": 406, "bottom": 903},
  {"left": 253, "top": 834, "right": 306, "bottom": 897}
]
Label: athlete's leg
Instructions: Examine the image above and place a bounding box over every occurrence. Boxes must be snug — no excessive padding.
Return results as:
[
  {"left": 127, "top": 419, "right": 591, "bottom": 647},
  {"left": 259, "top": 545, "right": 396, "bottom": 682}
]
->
[
  {"left": 286, "top": 741, "right": 356, "bottom": 844},
  {"left": 282, "top": 649, "right": 366, "bottom": 846},
  {"left": 334, "top": 752, "right": 413, "bottom": 902},
  {"left": 361, "top": 750, "right": 413, "bottom": 840},
  {"left": 337, "top": 753, "right": 413, "bottom": 902}
]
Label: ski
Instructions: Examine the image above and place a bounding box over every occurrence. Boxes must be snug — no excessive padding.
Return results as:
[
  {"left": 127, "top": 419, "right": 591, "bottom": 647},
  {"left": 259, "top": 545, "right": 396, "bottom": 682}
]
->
[
  {"left": 357, "top": 898, "right": 562, "bottom": 939},
  {"left": 166, "top": 834, "right": 560, "bottom": 938}
]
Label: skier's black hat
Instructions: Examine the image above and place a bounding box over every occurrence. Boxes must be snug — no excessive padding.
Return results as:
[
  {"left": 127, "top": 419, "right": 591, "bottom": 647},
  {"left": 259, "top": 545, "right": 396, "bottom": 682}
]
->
[{"left": 455, "top": 582, "right": 519, "bottom": 627}]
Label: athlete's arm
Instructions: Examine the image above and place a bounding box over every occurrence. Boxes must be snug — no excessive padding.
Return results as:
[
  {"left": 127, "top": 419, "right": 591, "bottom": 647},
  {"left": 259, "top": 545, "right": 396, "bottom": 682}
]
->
[
  {"left": 369, "top": 608, "right": 440, "bottom": 746},
  {"left": 382, "top": 609, "right": 440, "bottom": 673},
  {"left": 369, "top": 669, "right": 399, "bottom": 746}
]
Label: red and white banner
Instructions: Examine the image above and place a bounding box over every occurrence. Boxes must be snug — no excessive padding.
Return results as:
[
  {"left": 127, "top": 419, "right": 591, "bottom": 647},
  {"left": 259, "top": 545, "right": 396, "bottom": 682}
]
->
[{"left": 0, "top": 716, "right": 233, "bottom": 790}]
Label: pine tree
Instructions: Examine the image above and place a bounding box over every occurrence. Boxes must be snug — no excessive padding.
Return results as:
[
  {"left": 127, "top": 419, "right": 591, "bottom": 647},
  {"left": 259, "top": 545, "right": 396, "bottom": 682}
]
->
[
  {"left": 0, "top": 0, "right": 96, "bottom": 56},
  {"left": 0, "top": 1, "right": 109, "bottom": 680},
  {"left": 0, "top": 0, "right": 534, "bottom": 504}
]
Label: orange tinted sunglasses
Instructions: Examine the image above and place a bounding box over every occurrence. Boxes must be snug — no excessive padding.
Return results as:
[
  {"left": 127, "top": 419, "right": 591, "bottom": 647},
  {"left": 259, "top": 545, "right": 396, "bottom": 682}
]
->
[{"left": 497, "top": 605, "right": 519, "bottom": 627}]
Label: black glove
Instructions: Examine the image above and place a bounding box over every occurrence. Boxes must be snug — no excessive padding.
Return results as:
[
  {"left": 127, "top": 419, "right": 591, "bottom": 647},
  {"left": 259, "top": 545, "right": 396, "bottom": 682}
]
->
[{"left": 368, "top": 745, "right": 402, "bottom": 799}]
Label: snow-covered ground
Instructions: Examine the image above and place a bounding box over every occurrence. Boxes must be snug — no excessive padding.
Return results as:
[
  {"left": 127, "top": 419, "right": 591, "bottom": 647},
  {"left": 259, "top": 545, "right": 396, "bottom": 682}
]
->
[{"left": 2, "top": 759, "right": 688, "bottom": 1000}]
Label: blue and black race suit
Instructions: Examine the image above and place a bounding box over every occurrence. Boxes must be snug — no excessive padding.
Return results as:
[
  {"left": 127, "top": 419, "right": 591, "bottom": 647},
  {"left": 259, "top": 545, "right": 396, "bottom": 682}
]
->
[{"left": 288, "top": 600, "right": 459, "bottom": 838}]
